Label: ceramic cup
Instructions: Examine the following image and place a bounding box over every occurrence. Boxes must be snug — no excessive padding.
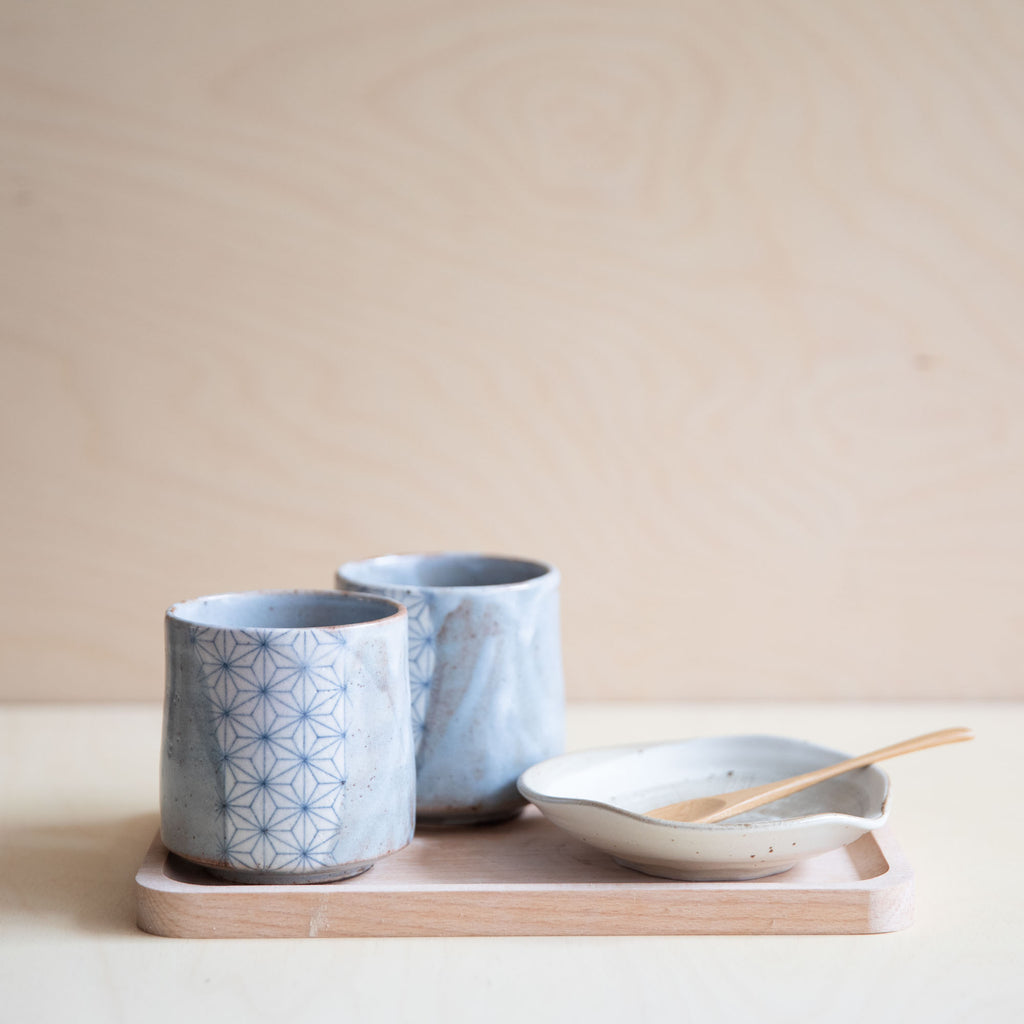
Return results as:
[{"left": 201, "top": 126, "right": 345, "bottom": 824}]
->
[
  {"left": 335, "top": 553, "right": 565, "bottom": 825},
  {"left": 161, "top": 589, "right": 415, "bottom": 883}
]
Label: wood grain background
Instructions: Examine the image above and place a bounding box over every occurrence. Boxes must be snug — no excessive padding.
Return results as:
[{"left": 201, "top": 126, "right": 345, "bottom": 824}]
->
[{"left": 2, "top": 0, "right": 1022, "bottom": 701}]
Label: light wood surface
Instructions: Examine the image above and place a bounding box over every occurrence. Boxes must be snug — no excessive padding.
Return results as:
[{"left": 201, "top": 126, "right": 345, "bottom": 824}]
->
[
  {"left": 2, "top": 701, "right": 1023, "bottom": 1021},
  {"left": 2, "top": 2, "right": 1024, "bottom": 701},
  {"left": 135, "top": 810, "right": 912, "bottom": 938},
  {"left": 2, "top": 701, "right": 1022, "bottom": 1022}
]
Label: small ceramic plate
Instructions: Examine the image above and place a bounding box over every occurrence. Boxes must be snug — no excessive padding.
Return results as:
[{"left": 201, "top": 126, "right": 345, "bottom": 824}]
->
[{"left": 517, "top": 735, "right": 890, "bottom": 881}]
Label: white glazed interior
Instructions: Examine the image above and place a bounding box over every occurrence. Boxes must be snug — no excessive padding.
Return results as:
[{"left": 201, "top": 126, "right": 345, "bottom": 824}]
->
[
  {"left": 167, "top": 589, "right": 403, "bottom": 629},
  {"left": 525, "top": 735, "right": 888, "bottom": 824},
  {"left": 337, "top": 553, "right": 554, "bottom": 589}
]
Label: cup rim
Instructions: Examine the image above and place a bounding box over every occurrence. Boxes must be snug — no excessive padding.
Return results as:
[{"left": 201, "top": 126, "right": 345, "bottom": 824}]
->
[
  {"left": 336, "top": 551, "right": 559, "bottom": 593},
  {"left": 166, "top": 588, "right": 407, "bottom": 631}
]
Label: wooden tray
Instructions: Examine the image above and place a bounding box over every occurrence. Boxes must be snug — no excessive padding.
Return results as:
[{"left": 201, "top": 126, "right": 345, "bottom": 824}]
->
[{"left": 135, "top": 807, "right": 913, "bottom": 937}]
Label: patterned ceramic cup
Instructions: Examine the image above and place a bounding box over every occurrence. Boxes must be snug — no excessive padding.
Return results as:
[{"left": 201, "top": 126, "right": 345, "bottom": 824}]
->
[
  {"left": 335, "top": 553, "right": 565, "bottom": 825},
  {"left": 161, "top": 590, "right": 415, "bottom": 883}
]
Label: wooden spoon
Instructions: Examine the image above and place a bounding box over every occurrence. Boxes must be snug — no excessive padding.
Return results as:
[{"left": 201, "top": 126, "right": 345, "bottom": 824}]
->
[{"left": 646, "top": 726, "right": 973, "bottom": 824}]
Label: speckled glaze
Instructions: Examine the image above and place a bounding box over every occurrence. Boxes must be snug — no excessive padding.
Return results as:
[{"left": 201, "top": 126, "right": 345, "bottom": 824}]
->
[
  {"left": 519, "top": 735, "right": 891, "bottom": 881},
  {"left": 335, "top": 554, "right": 565, "bottom": 824},
  {"left": 161, "top": 590, "right": 415, "bottom": 883}
]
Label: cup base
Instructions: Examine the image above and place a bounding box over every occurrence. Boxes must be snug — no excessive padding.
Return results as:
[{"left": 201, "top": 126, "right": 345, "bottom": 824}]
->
[
  {"left": 416, "top": 805, "right": 525, "bottom": 829},
  {"left": 201, "top": 861, "right": 376, "bottom": 885}
]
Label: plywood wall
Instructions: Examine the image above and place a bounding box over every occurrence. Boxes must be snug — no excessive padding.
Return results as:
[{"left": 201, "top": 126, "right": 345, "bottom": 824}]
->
[{"left": 2, "top": 0, "right": 1022, "bottom": 701}]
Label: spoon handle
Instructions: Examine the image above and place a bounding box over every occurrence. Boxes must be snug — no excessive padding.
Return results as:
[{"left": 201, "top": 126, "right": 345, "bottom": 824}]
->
[
  {"left": 820, "top": 726, "right": 974, "bottom": 775},
  {"left": 648, "top": 726, "right": 974, "bottom": 824}
]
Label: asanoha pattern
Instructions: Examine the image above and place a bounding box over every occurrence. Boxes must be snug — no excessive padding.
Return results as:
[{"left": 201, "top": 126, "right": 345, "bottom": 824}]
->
[
  {"left": 403, "top": 592, "right": 434, "bottom": 745},
  {"left": 190, "top": 625, "right": 349, "bottom": 872}
]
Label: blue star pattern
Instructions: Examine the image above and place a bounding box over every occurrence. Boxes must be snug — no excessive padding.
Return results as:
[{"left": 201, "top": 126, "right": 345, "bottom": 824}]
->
[
  {"left": 403, "top": 592, "right": 434, "bottom": 745},
  {"left": 191, "top": 626, "right": 349, "bottom": 873}
]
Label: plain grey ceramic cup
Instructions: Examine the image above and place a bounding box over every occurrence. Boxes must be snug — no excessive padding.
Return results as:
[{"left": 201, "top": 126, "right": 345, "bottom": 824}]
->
[
  {"left": 335, "top": 553, "right": 565, "bottom": 825},
  {"left": 161, "top": 589, "right": 415, "bottom": 883}
]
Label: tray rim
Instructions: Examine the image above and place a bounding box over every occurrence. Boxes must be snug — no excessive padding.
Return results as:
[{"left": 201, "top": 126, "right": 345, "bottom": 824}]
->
[{"left": 135, "top": 813, "right": 914, "bottom": 938}]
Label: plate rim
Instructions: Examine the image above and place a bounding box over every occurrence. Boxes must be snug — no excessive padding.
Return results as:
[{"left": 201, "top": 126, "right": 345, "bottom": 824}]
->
[{"left": 517, "top": 733, "right": 891, "bottom": 832}]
